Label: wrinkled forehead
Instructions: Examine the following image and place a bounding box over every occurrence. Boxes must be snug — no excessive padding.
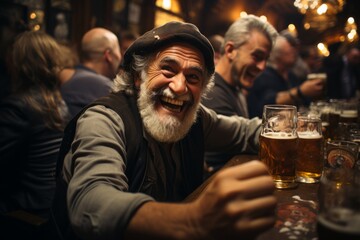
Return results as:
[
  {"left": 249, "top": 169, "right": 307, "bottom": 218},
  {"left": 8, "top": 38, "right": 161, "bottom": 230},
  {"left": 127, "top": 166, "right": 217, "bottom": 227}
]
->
[{"left": 153, "top": 42, "right": 206, "bottom": 67}]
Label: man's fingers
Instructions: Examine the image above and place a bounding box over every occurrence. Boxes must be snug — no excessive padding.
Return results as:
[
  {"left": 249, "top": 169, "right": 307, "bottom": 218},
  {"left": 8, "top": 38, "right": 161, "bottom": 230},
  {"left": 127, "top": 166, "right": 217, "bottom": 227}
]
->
[
  {"left": 216, "top": 160, "right": 270, "bottom": 180},
  {"left": 228, "top": 195, "right": 277, "bottom": 219}
]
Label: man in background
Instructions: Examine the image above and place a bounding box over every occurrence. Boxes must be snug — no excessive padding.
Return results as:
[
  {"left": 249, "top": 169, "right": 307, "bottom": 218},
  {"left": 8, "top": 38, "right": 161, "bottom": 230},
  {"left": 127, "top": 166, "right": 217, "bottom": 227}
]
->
[
  {"left": 202, "top": 15, "right": 278, "bottom": 174},
  {"left": 61, "top": 27, "right": 122, "bottom": 118},
  {"left": 247, "top": 31, "right": 325, "bottom": 118},
  {"left": 325, "top": 45, "right": 360, "bottom": 99},
  {"left": 208, "top": 34, "right": 224, "bottom": 65}
]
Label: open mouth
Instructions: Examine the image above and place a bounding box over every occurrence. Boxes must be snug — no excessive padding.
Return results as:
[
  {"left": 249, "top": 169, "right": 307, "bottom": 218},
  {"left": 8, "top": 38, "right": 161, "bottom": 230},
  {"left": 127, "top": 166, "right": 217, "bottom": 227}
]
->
[
  {"left": 246, "top": 70, "right": 259, "bottom": 79},
  {"left": 160, "top": 96, "right": 186, "bottom": 112}
]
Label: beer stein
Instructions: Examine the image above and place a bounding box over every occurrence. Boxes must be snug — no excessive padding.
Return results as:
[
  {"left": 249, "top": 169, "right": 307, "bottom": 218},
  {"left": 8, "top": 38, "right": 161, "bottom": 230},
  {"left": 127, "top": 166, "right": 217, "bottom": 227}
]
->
[
  {"left": 296, "top": 116, "right": 324, "bottom": 183},
  {"left": 259, "top": 104, "right": 298, "bottom": 189},
  {"left": 317, "top": 167, "right": 360, "bottom": 239}
]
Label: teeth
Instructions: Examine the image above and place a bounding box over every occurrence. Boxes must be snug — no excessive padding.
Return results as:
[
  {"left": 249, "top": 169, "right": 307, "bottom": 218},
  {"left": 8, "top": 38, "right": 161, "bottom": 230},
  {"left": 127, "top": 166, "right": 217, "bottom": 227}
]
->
[{"left": 161, "top": 96, "right": 184, "bottom": 106}]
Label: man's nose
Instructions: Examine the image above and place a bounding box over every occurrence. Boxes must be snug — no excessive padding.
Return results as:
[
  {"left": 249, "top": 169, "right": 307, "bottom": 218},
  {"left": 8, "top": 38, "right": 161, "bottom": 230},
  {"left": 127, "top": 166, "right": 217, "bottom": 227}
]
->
[
  {"left": 169, "top": 74, "right": 188, "bottom": 94},
  {"left": 257, "top": 60, "right": 267, "bottom": 71}
]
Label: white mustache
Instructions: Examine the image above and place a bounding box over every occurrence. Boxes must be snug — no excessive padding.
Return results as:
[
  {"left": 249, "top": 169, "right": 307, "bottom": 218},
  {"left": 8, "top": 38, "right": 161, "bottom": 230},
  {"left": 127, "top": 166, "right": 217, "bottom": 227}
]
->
[{"left": 159, "top": 87, "right": 192, "bottom": 102}]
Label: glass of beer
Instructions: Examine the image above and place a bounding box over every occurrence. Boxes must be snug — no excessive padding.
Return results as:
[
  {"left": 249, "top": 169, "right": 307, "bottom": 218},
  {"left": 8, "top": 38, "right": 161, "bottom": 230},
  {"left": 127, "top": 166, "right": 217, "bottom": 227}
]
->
[
  {"left": 259, "top": 104, "right": 298, "bottom": 189},
  {"left": 307, "top": 73, "right": 327, "bottom": 100},
  {"left": 317, "top": 167, "right": 360, "bottom": 239},
  {"left": 328, "top": 99, "right": 344, "bottom": 140},
  {"left": 296, "top": 116, "right": 324, "bottom": 183},
  {"left": 339, "top": 101, "right": 358, "bottom": 124},
  {"left": 309, "top": 100, "right": 331, "bottom": 142}
]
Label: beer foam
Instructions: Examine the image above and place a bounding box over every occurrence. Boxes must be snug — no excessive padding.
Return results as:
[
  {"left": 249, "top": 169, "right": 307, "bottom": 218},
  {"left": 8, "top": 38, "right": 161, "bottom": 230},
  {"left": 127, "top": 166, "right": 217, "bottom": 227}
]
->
[
  {"left": 297, "top": 131, "right": 322, "bottom": 139},
  {"left": 340, "top": 110, "right": 358, "bottom": 118},
  {"left": 261, "top": 132, "right": 297, "bottom": 139},
  {"left": 321, "top": 122, "right": 329, "bottom": 127}
]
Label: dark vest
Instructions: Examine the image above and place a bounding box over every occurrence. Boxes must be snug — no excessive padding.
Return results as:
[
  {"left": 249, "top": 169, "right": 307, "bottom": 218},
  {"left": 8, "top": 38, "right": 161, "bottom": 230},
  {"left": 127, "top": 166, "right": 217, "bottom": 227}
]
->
[{"left": 51, "top": 91, "right": 204, "bottom": 239}]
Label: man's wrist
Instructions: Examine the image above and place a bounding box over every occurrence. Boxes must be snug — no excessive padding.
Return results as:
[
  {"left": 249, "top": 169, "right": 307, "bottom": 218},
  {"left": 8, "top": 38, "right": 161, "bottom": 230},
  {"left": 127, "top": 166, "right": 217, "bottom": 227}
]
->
[{"left": 297, "top": 86, "right": 306, "bottom": 102}]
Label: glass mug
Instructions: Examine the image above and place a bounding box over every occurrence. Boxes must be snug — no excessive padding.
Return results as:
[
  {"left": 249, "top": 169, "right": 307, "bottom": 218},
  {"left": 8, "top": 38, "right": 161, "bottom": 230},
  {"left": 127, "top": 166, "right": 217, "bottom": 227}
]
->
[
  {"left": 295, "top": 116, "right": 324, "bottom": 183},
  {"left": 317, "top": 168, "right": 360, "bottom": 239},
  {"left": 259, "top": 104, "right": 298, "bottom": 189}
]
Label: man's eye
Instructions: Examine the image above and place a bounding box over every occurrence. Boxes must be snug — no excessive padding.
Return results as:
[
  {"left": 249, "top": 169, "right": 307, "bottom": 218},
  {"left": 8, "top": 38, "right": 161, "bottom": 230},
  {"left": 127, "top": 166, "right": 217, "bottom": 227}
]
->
[
  {"left": 162, "top": 66, "right": 175, "bottom": 77},
  {"left": 162, "top": 65, "right": 173, "bottom": 72},
  {"left": 187, "top": 74, "right": 201, "bottom": 83},
  {"left": 253, "top": 54, "right": 265, "bottom": 62}
]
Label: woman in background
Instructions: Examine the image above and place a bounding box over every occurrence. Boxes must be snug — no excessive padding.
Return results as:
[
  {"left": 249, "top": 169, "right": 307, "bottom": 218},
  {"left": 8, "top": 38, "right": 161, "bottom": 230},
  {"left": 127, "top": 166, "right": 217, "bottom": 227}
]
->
[{"left": 0, "top": 31, "right": 68, "bottom": 219}]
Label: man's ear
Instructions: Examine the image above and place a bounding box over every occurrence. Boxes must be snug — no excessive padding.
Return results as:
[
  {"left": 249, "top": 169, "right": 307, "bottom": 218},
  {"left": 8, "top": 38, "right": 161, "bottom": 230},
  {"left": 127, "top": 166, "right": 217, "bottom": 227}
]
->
[
  {"left": 224, "top": 42, "right": 237, "bottom": 60},
  {"left": 104, "top": 49, "right": 113, "bottom": 63}
]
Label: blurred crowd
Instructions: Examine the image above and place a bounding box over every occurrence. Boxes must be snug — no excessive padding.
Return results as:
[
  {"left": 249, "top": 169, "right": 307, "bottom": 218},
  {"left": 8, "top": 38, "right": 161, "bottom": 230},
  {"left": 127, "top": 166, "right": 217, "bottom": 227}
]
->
[{"left": 0, "top": 8, "right": 359, "bottom": 240}]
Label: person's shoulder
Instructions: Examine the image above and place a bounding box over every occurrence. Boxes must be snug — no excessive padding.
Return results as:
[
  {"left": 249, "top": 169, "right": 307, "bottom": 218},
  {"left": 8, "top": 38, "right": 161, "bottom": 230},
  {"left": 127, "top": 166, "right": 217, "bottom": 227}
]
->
[
  {"left": 0, "top": 94, "right": 27, "bottom": 110},
  {"left": 63, "top": 68, "right": 112, "bottom": 89},
  {"left": 0, "top": 95, "right": 32, "bottom": 124}
]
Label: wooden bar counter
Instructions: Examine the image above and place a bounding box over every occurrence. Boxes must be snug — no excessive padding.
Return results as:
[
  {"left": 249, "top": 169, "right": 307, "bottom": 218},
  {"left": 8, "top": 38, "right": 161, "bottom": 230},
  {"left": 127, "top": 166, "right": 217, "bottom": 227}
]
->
[{"left": 186, "top": 154, "right": 320, "bottom": 240}]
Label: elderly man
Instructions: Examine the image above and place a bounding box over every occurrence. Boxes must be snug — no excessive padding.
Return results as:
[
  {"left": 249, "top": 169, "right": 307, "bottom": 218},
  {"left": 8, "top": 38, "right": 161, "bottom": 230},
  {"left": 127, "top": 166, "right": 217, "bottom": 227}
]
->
[
  {"left": 53, "top": 21, "right": 276, "bottom": 240},
  {"left": 61, "top": 27, "right": 122, "bottom": 118},
  {"left": 202, "top": 15, "right": 278, "bottom": 174}
]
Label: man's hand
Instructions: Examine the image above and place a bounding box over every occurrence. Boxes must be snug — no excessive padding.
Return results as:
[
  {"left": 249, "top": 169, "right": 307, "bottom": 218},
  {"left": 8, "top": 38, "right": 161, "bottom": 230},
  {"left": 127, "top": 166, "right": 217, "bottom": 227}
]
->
[
  {"left": 299, "top": 78, "right": 325, "bottom": 98},
  {"left": 189, "top": 160, "right": 277, "bottom": 240}
]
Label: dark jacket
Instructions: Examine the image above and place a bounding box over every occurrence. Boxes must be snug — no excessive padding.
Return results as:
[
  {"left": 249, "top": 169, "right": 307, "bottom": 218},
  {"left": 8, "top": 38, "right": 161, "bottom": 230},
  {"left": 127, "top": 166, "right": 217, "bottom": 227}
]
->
[{"left": 0, "top": 96, "right": 64, "bottom": 219}]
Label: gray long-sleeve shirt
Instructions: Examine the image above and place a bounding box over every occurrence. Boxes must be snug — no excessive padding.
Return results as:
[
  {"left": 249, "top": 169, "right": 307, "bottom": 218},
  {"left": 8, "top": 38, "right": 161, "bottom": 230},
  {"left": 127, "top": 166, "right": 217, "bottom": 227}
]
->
[{"left": 63, "top": 104, "right": 261, "bottom": 239}]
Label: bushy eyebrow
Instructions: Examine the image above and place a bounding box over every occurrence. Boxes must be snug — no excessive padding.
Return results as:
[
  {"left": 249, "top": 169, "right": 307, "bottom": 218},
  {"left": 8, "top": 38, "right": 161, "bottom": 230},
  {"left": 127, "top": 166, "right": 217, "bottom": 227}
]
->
[{"left": 159, "top": 57, "right": 205, "bottom": 77}]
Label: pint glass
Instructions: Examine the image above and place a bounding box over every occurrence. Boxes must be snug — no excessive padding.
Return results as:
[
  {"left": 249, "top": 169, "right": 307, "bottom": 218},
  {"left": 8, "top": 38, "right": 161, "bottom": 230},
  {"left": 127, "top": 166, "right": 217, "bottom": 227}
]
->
[
  {"left": 339, "top": 101, "right": 358, "bottom": 124},
  {"left": 296, "top": 116, "right": 324, "bottom": 183},
  {"left": 259, "top": 105, "right": 298, "bottom": 189}
]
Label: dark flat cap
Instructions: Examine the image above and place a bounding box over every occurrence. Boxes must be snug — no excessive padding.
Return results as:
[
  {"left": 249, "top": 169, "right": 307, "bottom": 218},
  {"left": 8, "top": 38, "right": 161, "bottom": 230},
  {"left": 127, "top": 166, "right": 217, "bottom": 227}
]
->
[{"left": 122, "top": 21, "right": 215, "bottom": 74}]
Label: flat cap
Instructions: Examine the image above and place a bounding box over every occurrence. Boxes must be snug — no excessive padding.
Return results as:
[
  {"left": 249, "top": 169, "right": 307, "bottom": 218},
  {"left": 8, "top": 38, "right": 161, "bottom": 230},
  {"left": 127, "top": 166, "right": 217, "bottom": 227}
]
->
[{"left": 122, "top": 21, "right": 215, "bottom": 75}]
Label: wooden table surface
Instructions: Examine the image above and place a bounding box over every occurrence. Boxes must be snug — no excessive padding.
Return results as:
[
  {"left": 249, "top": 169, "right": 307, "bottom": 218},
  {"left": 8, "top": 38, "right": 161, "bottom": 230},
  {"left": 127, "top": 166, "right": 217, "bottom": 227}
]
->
[{"left": 186, "top": 154, "right": 320, "bottom": 240}]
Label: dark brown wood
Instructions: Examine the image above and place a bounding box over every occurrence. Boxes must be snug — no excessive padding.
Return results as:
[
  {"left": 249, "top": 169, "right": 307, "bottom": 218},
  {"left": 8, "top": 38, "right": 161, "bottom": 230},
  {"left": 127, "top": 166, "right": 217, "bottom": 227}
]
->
[{"left": 186, "top": 154, "right": 320, "bottom": 240}]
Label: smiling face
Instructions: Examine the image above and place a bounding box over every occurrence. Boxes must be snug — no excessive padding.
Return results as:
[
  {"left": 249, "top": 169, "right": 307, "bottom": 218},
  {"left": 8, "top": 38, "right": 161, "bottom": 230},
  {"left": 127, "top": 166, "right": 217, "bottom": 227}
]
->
[
  {"left": 230, "top": 30, "right": 271, "bottom": 89},
  {"left": 137, "top": 43, "right": 207, "bottom": 142}
]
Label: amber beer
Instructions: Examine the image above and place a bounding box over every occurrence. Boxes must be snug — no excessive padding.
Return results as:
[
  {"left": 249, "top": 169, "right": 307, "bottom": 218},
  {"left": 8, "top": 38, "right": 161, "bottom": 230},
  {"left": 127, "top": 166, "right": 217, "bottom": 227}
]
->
[
  {"left": 296, "top": 133, "right": 323, "bottom": 183},
  {"left": 259, "top": 133, "right": 298, "bottom": 189},
  {"left": 317, "top": 211, "right": 360, "bottom": 240}
]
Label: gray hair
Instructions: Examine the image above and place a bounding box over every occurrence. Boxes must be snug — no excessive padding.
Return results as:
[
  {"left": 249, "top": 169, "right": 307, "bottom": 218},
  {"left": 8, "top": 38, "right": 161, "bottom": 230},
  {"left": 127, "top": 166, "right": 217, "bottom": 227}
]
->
[
  {"left": 221, "top": 14, "right": 278, "bottom": 54},
  {"left": 113, "top": 52, "right": 215, "bottom": 96}
]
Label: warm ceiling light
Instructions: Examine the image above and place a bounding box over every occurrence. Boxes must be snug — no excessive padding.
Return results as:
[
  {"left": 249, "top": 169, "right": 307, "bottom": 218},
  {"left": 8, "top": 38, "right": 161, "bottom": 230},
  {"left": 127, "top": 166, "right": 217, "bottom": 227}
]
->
[
  {"left": 317, "top": 42, "right": 329, "bottom": 57},
  {"left": 30, "top": 12, "right": 37, "bottom": 19},
  {"left": 294, "top": 0, "right": 345, "bottom": 14},
  {"left": 288, "top": 24, "right": 296, "bottom": 31},
  {"left": 304, "top": 22, "right": 311, "bottom": 29},
  {"left": 162, "top": 0, "right": 171, "bottom": 10},
  {"left": 299, "top": 0, "right": 346, "bottom": 31},
  {"left": 294, "top": 0, "right": 319, "bottom": 14},
  {"left": 317, "top": 3, "right": 328, "bottom": 15},
  {"left": 33, "top": 24, "right": 41, "bottom": 31},
  {"left": 347, "top": 17, "right": 355, "bottom": 24}
]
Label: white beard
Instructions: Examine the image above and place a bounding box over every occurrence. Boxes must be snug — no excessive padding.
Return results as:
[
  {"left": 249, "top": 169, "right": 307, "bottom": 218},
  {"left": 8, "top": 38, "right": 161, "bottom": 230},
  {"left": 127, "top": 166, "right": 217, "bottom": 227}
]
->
[{"left": 137, "top": 73, "right": 201, "bottom": 143}]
